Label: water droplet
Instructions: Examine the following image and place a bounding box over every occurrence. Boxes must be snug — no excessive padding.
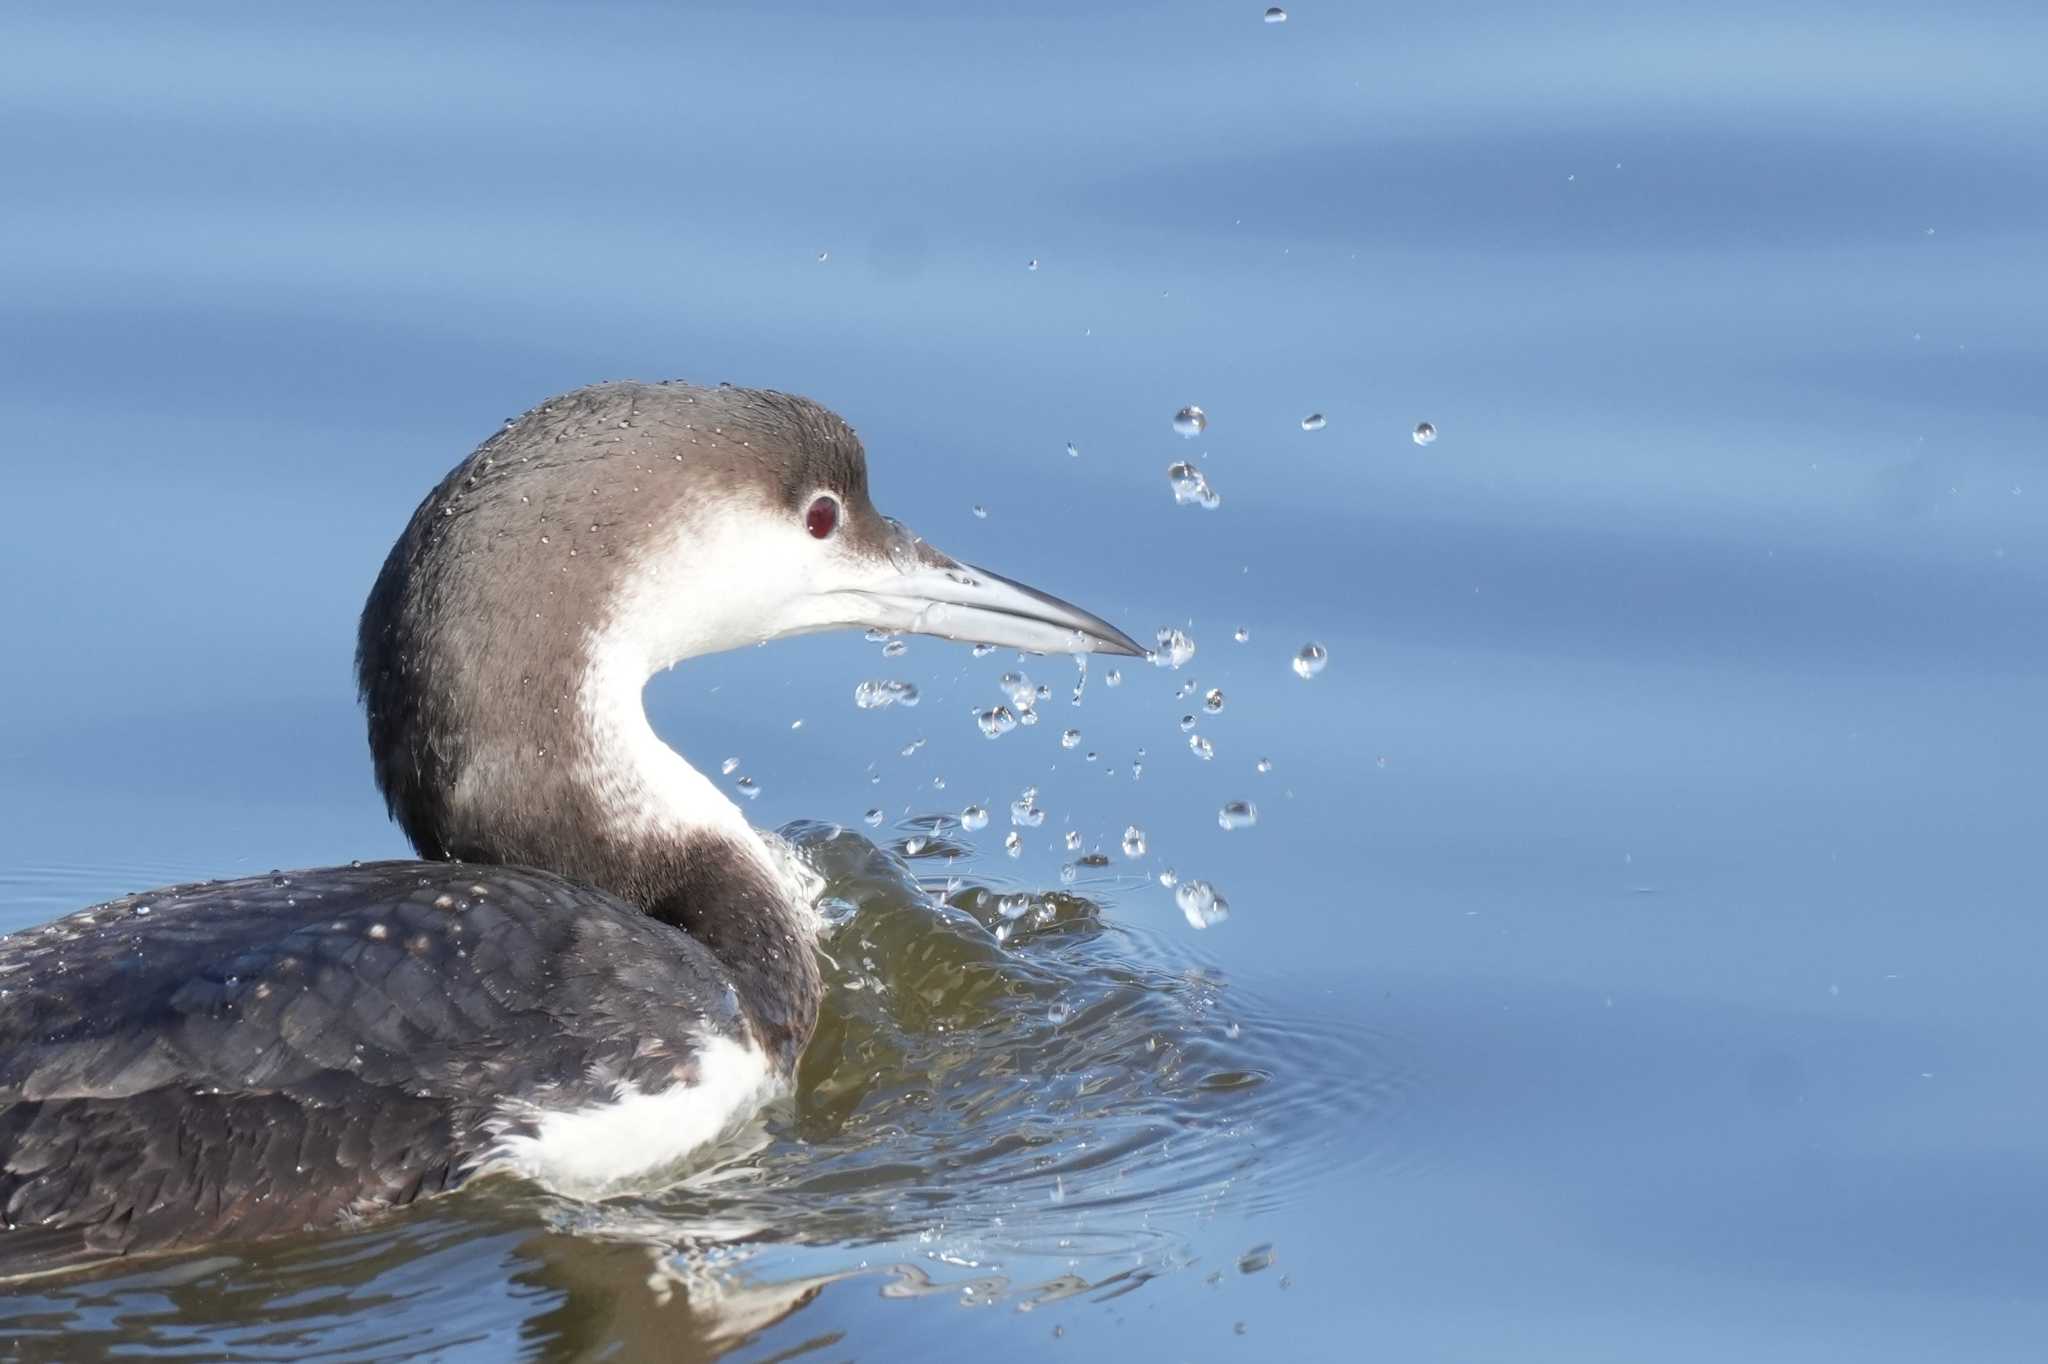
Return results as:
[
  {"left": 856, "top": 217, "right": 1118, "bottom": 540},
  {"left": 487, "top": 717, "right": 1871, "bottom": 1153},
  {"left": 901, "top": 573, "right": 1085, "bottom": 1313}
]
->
[
  {"left": 1060, "top": 727, "right": 1082, "bottom": 749},
  {"left": 1189, "top": 733, "right": 1215, "bottom": 760},
  {"left": 817, "top": 250, "right": 830, "bottom": 262},
  {"left": 1292, "top": 642, "right": 1328, "bottom": 679},
  {"left": 854, "top": 679, "right": 921, "bottom": 710},
  {"left": 1105, "top": 668, "right": 1123, "bottom": 687},
  {"left": 971, "top": 642, "right": 996, "bottom": 657},
  {"left": 1158, "top": 867, "right": 1178, "bottom": 888},
  {"left": 1234, "top": 626, "right": 1249, "bottom": 643},
  {"left": 998, "top": 893, "right": 1033, "bottom": 919},
  {"left": 882, "top": 638, "right": 907, "bottom": 657},
  {"left": 1239, "top": 1243, "right": 1277, "bottom": 1274},
  {"left": 1027, "top": 258, "right": 1040, "bottom": 271},
  {"left": 1219, "top": 801, "right": 1258, "bottom": 830},
  {"left": 1048, "top": 1000, "right": 1074, "bottom": 1025},
  {"left": 1176, "top": 879, "right": 1230, "bottom": 929},
  {"left": 1154, "top": 627, "right": 1196, "bottom": 668},
  {"left": 1004, "top": 831, "right": 1023, "bottom": 858},
  {"left": 1122, "top": 826, "right": 1147, "bottom": 858},
  {"left": 1059, "top": 830, "right": 1081, "bottom": 853},
  {"left": 1010, "top": 795, "right": 1046, "bottom": 827},
  {"left": 735, "top": 776, "right": 760, "bottom": 799},
  {"left": 1172, "top": 405, "right": 1208, "bottom": 437},
  {"left": 905, "top": 834, "right": 928, "bottom": 856},
  {"left": 863, "top": 808, "right": 885, "bottom": 827},
  {"left": 1066, "top": 441, "right": 1080, "bottom": 458},
  {"left": 721, "top": 756, "right": 741, "bottom": 775},
  {"left": 1412, "top": 421, "right": 1437, "bottom": 446},
  {"left": 899, "top": 737, "right": 927, "bottom": 757},
  {"left": 1301, "top": 412, "right": 1325, "bottom": 431},
  {"left": 1167, "top": 461, "right": 1221, "bottom": 509},
  {"left": 972, "top": 503, "right": 988, "bottom": 519},
  {"left": 1180, "top": 714, "right": 1198, "bottom": 732},
  {"left": 976, "top": 705, "right": 1019, "bottom": 738},
  {"left": 961, "top": 804, "right": 990, "bottom": 831},
  {"left": 1264, "top": 6, "right": 1288, "bottom": 22},
  {"left": 1204, "top": 688, "right": 1225, "bottom": 714},
  {"left": 1256, "top": 756, "right": 1273, "bottom": 773},
  {"left": 1000, "top": 671, "right": 1037, "bottom": 711}
]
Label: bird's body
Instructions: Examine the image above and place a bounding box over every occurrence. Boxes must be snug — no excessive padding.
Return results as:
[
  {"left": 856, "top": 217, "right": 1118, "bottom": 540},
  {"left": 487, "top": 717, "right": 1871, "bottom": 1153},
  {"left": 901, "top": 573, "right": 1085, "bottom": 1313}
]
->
[
  {"left": 0, "top": 380, "right": 1139, "bottom": 1276},
  {"left": 0, "top": 861, "right": 756, "bottom": 1271}
]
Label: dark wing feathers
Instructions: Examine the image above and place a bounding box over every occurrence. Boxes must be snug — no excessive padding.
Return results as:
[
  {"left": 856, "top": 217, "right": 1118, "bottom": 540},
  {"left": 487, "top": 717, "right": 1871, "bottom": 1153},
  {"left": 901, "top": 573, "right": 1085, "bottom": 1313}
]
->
[{"left": 0, "top": 860, "right": 734, "bottom": 1273}]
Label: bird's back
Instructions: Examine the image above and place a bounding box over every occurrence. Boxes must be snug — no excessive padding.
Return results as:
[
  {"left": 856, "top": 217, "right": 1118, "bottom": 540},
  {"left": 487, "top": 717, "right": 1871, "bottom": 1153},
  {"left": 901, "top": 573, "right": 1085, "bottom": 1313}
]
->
[{"left": 0, "top": 861, "right": 737, "bottom": 1275}]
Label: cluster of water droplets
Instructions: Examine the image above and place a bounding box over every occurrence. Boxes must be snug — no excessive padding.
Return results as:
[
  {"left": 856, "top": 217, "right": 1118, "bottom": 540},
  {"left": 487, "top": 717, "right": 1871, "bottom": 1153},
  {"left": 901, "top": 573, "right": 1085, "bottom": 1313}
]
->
[{"left": 1009, "top": 787, "right": 1047, "bottom": 828}]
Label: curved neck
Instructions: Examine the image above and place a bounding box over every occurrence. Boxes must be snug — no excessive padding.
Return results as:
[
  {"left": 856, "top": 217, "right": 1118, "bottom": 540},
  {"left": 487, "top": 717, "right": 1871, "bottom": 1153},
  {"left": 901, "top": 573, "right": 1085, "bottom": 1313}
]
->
[
  {"left": 362, "top": 627, "right": 823, "bottom": 1065},
  {"left": 567, "top": 649, "right": 825, "bottom": 1064}
]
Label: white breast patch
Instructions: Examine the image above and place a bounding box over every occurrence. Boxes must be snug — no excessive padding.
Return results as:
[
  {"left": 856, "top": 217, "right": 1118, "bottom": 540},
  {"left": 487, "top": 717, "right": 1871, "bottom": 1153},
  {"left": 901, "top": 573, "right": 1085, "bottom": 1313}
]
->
[{"left": 482, "top": 1035, "right": 781, "bottom": 1196}]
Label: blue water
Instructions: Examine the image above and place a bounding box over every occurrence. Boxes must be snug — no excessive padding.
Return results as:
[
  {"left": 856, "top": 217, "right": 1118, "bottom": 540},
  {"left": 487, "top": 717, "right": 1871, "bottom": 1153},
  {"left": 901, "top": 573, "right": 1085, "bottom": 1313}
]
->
[{"left": 3, "top": 2, "right": 2045, "bottom": 1358}]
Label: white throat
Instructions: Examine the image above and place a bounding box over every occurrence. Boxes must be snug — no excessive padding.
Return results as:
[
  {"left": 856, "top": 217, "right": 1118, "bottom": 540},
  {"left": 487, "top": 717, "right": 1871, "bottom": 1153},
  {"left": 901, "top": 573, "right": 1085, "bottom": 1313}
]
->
[
  {"left": 579, "top": 641, "right": 766, "bottom": 852},
  {"left": 576, "top": 624, "right": 825, "bottom": 920}
]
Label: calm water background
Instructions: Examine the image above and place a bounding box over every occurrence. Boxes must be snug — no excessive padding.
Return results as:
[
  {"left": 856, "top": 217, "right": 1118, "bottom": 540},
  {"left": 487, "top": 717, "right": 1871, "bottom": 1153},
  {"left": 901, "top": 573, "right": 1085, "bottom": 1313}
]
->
[{"left": 3, "top": 1, "right": 2045, "bottom": 1359}]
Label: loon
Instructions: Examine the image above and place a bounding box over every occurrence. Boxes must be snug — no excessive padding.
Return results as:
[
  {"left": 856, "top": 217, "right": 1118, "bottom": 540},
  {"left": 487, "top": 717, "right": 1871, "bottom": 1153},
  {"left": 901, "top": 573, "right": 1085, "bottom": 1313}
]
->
[{"left": 0, "top": 379, "right": 1141, "bottom": 1275}]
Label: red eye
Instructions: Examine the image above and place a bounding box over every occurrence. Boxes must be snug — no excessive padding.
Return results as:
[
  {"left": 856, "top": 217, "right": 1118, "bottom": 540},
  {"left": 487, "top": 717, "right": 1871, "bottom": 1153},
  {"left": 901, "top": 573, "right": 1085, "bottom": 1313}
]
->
[{"left": 805, "top": 495, "right": 840, "bottom": 540}]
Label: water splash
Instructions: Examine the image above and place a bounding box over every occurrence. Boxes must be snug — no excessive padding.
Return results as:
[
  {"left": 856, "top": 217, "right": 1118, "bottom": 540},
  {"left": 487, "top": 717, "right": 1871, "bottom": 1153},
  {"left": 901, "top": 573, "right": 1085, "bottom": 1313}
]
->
[
  {"left": 1153, "top": 628, "right": 1196, "bottom": 669},
  {"left": 1174, "top": 879, "right": 1229, "bottom": 928},
  {"left": 854, "top": 680, "right": 920, "bottom": 710},
  {"left": 1167, "top": 461, "right": 1221, "bottom": 509}
]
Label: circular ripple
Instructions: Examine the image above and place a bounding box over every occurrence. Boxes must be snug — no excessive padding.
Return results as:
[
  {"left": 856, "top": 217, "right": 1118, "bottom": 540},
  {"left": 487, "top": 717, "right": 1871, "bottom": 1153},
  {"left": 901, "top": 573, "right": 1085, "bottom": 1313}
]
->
[{"left": 617, "top": 820, "right": 1416, "bottom": 1261}]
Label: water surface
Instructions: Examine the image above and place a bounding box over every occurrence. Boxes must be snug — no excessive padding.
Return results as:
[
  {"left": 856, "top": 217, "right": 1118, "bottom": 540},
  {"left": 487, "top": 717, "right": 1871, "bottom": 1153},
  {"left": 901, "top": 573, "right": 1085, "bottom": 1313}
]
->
[{"left": 2, "top": 1, "right": 2044, "bottom": 1358}]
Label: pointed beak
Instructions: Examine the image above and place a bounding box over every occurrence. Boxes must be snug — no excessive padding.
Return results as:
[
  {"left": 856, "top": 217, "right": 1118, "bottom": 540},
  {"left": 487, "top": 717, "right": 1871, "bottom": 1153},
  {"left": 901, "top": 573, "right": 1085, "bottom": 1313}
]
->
[{"left": 848, "top": 538, "right": 1144, "bottom": 657}]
